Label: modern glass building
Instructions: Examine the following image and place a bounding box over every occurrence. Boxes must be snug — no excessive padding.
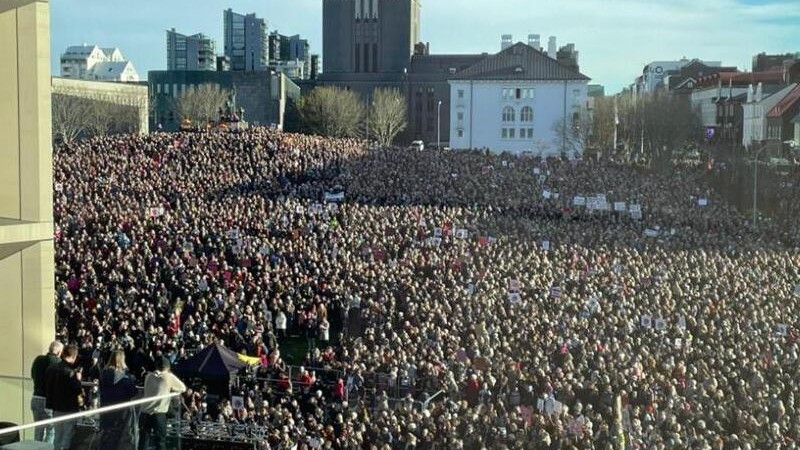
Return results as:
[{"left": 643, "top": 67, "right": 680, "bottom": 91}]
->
[{"left": 223, "top": 9, "right": 268, "bottom": 72}]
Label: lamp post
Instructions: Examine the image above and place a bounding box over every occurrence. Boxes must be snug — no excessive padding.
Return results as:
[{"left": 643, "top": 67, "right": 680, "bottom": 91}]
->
[
  {"left": 752, "top": 144, "right": 770, "bottom": 228},
  {"left": 437, "top": 100, "right": 442, "bottom": 150}
]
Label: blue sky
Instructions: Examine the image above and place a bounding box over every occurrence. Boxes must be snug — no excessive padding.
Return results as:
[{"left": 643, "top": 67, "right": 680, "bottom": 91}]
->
[{"left": 51, "top": 0, "right": 800, "bottom": 93}]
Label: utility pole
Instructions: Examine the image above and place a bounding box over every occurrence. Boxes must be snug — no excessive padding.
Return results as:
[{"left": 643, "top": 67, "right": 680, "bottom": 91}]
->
[
  {"left": 753, "top": 144, "right": 769, "bottom": 228},
  {"left": 437, "top": 100, "right": 442, "bottom": 150}
]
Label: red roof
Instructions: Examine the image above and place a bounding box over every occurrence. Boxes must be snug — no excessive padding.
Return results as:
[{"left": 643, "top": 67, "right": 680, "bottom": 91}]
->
[
  {"left": 768, "top": 84, "right": 800, "bottom": 118},
  {"left": 696, "top": 70, "right": 784, "bottom": 88}
]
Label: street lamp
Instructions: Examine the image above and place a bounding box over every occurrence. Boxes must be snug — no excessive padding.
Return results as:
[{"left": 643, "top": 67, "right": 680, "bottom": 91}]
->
[
  {"left": 437, "top": 100, "right": 442, "bottom": 150},
  {"left": 752, "top": 144, "right": 770, "bottom": 228}
]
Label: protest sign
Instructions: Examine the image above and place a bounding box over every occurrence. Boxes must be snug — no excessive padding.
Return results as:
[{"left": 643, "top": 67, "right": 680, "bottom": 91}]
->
[
  {"left": 508, "top": 292, "right": 521, "bottom": 304},
  {"left": 640, "top": 315, "right": 652, "bottom": 328},
  {"left": 324, "top": 191, "right": 345, "bottom": 203},
  {"left": 698, "top": 198, "right": 708, "bottom": 207},
  {"left": 614, "top": 202, "right": 626, "bottom": 212},
  {"left": 541, "top": 240, "right": 550, "bottom": 251},
  {"left": 573, "top": 196, "right": 586, "bottom": 206}
]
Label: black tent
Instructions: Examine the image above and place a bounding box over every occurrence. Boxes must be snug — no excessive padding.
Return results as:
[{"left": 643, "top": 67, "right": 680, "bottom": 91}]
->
[{"left": 174, "top": 343, "right": 249, "bottom": 399}]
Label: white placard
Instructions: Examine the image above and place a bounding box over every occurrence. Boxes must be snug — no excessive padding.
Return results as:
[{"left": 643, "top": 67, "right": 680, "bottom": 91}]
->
[
  {"left": 456, "top": 229, "right": 469, "bottom": 239},
  {"left": 541, "top": 240, "right": 550, "bottom": 251},
  {"left": 543, "top": 190, "right": 552, "bottom": 199},
  {"left": 614, "top": 202, "right": 626, "bottom": 212},
  {"left": 434, "top": 227, "right": 443, "bottom": 237},
  {"left": 508, "top": 292, "right": 521, "bottom": 304},
  {"left": 631, "top": 210, "right": 642, "bottom": 220},
  {"left": 794, "top": 284, "right": 800, "bottom": 296},
  {"left": 644, "top": 229, "right": 658, "bottom": 237},
  {"left": 324, "top": 191, "right": 345, "bottom": 203},
  {"left": 534, "top": 168, "right": 541, "bottom": 175},
  {"left": 677, "top": 316, "right": 687, "bottom": 330},
  {"left": 227, "top": 228, "right": 240, "bottom": 240},
  {"left": 573, "top": 196, "right": 586, "bottom": 206},
  {"left": 232, "top": 396, "right": 245, "bottom": 410},
  {"left": 776, "top": 324, "right": 789, "bottom": 336},
  {"left": 655, "top": 318, "right": 666, "bottom": 331},
  {"left": 698, "top": 198, "right": 708, "bottom": 207},
  {"left": 640, "top": 315, "right": 652, "bottom": 328}
]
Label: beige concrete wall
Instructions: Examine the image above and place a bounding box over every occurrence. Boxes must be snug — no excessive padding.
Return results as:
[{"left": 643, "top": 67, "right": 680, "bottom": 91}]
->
[
  {"left": 0, "top": 0, "right": 55, "bottom": 429},
  {"left": 51, "top": 76, "right": 150, "bottom": 134}
]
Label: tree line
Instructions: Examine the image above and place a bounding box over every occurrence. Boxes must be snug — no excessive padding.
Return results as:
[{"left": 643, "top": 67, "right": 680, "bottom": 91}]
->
[{"left": 293, "top": 86, "right": 407, "bottom": 146}]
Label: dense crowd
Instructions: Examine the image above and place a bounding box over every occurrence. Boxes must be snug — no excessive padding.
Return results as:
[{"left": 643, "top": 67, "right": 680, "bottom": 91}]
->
[{"left": 53, "top": 128, "right": 800, "bottom": 449}]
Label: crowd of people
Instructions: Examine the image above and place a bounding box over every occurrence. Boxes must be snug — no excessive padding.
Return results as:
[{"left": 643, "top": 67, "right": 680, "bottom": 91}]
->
[{"left": 48, "top": 127, "right": 800, "bottom": 449}]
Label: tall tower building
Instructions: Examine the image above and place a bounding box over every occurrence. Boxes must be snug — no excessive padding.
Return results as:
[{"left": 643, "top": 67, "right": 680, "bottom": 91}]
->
[
  {"left": 167, "top": 29, "right": 216, "bottom": 71},
  {"left": 223, "top": 9, "right": 268, "bottom": 71},
  {"left": 322, "top": 0, "right": 421, "bottom": 75}
]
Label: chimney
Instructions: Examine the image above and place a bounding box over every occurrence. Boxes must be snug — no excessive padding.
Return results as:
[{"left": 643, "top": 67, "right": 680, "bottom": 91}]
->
[
  {"left": 501, "top": 34, "right": 513, "bottom": 51},
  {"left": 528, "top": 34, "right": 541, "bottom": 51},
  {"left": 547, "top": 36, "right": 557, "bottom": 59},
  {"left": 755, "top": 82, "right": 763, "bottom": 102}
]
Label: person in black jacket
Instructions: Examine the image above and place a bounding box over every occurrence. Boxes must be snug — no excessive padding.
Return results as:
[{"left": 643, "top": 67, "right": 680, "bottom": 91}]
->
[
  {"left": 30, "top": 341, "right": 63, "bottom": 443},
  {"left": 99, "top": 349, "right": 139, "bottom": 450},
  {"left": 45, "top": 344, "right": 83, "bottom": 450}
]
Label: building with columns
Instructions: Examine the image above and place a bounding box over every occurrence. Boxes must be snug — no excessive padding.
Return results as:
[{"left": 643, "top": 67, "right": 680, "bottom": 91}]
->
[{"left": 0, "top": 0, "right": 56, "bottom": 430}]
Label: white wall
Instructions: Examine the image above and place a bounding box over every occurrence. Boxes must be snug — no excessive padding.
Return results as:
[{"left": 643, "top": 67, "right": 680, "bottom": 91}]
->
[
  {"left": 742, "top": 84, "right": 797, "bottom": 148},
  {"left": 690, "top": 85, "right": 749, "bottom": 128},
  {"left": 450, "top": 79, "right": 588, "bottom": 155}
]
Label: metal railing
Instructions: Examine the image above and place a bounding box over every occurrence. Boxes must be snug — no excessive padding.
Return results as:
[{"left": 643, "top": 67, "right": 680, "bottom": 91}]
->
[{"left": 0, "top": 391, "right": 181, "bottom": 437}]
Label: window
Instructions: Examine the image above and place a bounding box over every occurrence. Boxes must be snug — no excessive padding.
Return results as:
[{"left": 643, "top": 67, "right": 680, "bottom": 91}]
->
[
  {"left": 528, "top": 128, "right": 534, "bottom": 138},
  {"left": 515, "top": 88, "right": 522, "bottom": 99},
  {"left": 457, "top": 112, "right": 464, "bottom": 121},
  {"left": 502, "top": 106, "right": 515, "bottom": 122},
  {"left": 355, "top": 43, "right": 360, "bottom": 73},
  {"left": 526, "top": 88, "right": 534, "bottom": 99},
  {"left": 509, "top": 128, "right": 516, "bottom": 138},
  {"left": 573, "top": 89, "right": 581, "bottom": 98},
  {"left": 502, "top": 128, "right": 508, "bottom": 139},
  {"left": 502, "top": 88, "right": 510, "bottom": 100},
  {"left": 457, "top": 129, "right": 464, "bottom": 138},
  {"left": 520, "top": 106, "right": 533, "bottom": 122},
  {"left": 457, "top": 89, "right": 464, "bottom": 99},
  {"left": 520, "top": 128, "right": 526, "bottom": 138}
]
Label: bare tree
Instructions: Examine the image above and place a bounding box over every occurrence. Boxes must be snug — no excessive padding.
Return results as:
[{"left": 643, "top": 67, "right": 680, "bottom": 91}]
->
[
  {"left": 52, "top": 94, "right": 92, "bottom": 143},
  {"left": 83, "top": 100, "right": 116, "bottom": 137},
  {"left": 552, "top": 107, "right": 592, "bottom": 157},
  {"left": 367, "top": 88, "right": 407, "bottom": 146},
  {"left": 172, "top": 84, "right": 230, "bottom": 125},
  {"left": 298, "top": 87, "right": 364, "bottom": 138}
]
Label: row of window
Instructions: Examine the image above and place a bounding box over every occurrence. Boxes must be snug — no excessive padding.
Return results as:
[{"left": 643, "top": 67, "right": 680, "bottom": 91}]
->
[
  {"left": 501, "top": 128, "right": 535, "bottom": 139},
  {"left": 503, "top": 88, "right": 535, "bottom": 100},
  {"left": 502, "top": 106, "right": 534, "bottom": 122}
]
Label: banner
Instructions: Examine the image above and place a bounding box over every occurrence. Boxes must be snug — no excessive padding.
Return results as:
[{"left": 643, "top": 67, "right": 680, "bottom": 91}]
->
[{"left": 324, "top": 191, "right": 345, "bottom": 203}]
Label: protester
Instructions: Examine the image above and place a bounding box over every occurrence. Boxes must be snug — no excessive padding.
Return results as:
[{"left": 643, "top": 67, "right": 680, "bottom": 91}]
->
[
  {"left": 30, "top": 340, "right": 63, "bottom": 443},
  {"left": 139, "top": 357, "right": 187, "bottom": 450},
  {"left": 45, "top": 344, "right": 82, "bottom": 450},
  {"left": 98, "top": 350, "right": 138, "bottom": 450},
  {"left": 52, "top": 128, "right": 800, "bottom": 449}
]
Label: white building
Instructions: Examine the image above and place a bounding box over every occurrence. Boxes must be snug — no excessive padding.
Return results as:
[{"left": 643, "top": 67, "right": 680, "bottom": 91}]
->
[
  {"left": 449, "top": 42, "right": 589, "bottom": 155},
  {"left": 742, "top": 83, "right": 797, "bottom": 149},
  {"left": 690, "top": 82, "right": 749, "bottom": 129},
  {"left": 60, "top": 45, "right": 139, "bottom": 82},
  {"left": 640, "top": 59, "right": 721, "bottom": 94}
]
